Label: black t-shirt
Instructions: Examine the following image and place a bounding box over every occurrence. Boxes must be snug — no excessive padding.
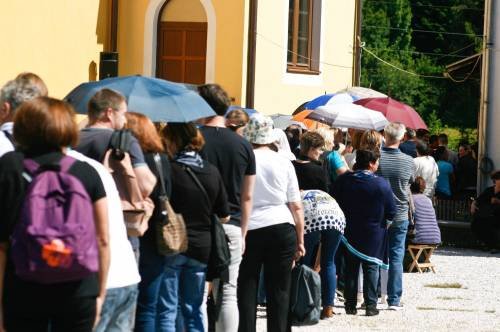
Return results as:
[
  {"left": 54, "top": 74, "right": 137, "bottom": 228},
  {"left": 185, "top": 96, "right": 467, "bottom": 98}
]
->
[
  {"left": 0, "top": 151, "right": 106, "bottom": 300},
  {"left": 199, "top": 126, "right": 256, "bottom": 225},
  {"left": 292, "top": 160, "right": 329, "bottom": 192},
  {"left": 77, "top": 127, "right": 146, "bottom": 167},
  {"left": 169, "top": 161, "right": 229, "bottom": 264}
]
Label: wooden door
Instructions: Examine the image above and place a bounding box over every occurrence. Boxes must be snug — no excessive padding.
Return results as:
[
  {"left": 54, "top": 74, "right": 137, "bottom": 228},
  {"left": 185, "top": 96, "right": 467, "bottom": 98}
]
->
[{"left": 156, "top": 22, "right": 207, "bottom": 84}]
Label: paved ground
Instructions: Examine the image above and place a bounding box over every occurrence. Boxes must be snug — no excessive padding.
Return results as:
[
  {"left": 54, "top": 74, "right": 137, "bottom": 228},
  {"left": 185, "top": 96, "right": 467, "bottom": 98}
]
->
[{"left": 257, "top": 247, "right": 500, "bottom": 331}]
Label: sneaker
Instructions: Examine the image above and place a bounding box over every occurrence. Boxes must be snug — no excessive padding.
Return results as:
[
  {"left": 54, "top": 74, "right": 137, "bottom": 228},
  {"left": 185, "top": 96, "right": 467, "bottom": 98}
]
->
[
  {"left": 360, "top": 302, "right": 366, "bottom": 309},
  {"left": 345, "top": 307, "right": 357, "bottom": 315},
  {"left": 366, "top": 306, "right": 379, "bottom": 316},
  {"left": 388, "top": 304, "right": 404, "bottom": 311}
]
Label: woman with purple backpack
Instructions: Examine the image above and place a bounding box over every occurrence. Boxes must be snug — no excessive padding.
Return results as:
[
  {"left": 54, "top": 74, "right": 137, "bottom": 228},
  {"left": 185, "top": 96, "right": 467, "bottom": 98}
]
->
[{"left": 0, "top": 97, "right": 110, "bottom": 332}]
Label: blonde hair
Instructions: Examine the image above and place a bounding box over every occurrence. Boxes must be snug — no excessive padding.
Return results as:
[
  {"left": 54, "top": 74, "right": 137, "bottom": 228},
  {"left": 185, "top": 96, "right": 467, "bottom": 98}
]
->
[
  {"left": 360, "top": 130, "right": 383, "bottom": 151},
  {"left": 313, "top": 127, "right": 335, "bottom": 151}
]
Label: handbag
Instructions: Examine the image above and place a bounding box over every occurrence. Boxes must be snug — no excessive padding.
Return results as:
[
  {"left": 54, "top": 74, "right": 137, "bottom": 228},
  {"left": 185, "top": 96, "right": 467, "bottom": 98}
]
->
[
  {"left": 153, "top": 154, "right": 188, "bottom": 256},
  {"left": 184, "top": 166, "right": 231, "bottom": 283}
]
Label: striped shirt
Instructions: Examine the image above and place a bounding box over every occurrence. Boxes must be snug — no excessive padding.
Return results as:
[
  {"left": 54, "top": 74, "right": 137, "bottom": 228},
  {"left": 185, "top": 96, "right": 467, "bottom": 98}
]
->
[
  {"left": 411, "top": 194, "right": 441, "bottom": 244},
  {"left": 377, "top": 147, "right": 415, "bottom": 222}
]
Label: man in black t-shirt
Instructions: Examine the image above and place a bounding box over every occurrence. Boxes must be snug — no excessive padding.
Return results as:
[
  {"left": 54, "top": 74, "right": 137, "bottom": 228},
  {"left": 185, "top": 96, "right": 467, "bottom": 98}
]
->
[{"left": 198, "top": 84, "right": 256, "bottom": 331}]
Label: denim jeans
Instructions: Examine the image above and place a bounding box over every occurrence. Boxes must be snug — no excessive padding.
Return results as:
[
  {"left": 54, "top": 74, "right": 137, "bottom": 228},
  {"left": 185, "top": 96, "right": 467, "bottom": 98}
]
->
[
  {"left": 162, "top": 254, "right": 207, "bottom": 332},
  {"left": 212, "top": 223, "right": 243, "bottom": 332},
  {"left": 135, "top": 245, "right": 168, "bottom": 332},
  {"left": 303, "top": 229, "right": 342, "bottom": 306},
  {"left": 387, "top": 220, "right": 409, "bottom": 306},
  {"left": 94, "top": 284, "right": 138, "bottom": 332},
  {"left": 344, "top": 251, "right": 379, "bottom": 309}
]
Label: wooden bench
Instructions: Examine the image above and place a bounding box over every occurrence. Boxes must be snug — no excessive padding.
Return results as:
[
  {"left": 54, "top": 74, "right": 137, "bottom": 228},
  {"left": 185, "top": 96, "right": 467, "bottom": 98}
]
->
[{"left": 407, "top": 244, "right": 437, "bottom": 273}]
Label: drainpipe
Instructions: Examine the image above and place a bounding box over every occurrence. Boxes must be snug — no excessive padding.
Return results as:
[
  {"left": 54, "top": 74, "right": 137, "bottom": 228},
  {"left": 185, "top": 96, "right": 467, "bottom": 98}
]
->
[
  {"left": 477, "top": 0, "right": 493, "bottom": 192},
  {"left": 110, "top": 0, "right": 119, "bottom": 52},
  {"left": 246, "top": 0, "right": 258, "bottom": 109},
  {"left": 352, "top": 0, "right": 362, "bottom": 86}
]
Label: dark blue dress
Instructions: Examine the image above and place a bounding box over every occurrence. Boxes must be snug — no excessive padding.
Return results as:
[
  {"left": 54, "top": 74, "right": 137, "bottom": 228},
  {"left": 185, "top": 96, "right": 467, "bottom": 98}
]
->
[{"left": 332, "top": 170, "right": 396, "bottom": 269}]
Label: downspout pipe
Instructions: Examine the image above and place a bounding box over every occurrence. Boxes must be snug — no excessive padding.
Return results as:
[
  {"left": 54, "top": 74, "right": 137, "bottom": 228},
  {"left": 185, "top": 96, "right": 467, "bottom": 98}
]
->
[{"left": 246, "top": 0, "right": 258, "bottom": 109}]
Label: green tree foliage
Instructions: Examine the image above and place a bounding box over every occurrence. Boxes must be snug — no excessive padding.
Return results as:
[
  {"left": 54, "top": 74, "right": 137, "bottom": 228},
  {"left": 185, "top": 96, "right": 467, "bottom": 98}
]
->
[{"left": 360, "top": 0, "right": 484, "bottom": 130}]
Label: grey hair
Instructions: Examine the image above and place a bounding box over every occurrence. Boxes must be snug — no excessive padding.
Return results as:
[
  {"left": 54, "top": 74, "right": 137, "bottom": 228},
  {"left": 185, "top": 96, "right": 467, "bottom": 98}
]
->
[
  {"left": 0, "top": 79, "right": 42, "bottom": 112},
  {"left": 384, "top": 122, "right": 406, "bottom": 144},
  {"left": 313, "top": 127, "right": 335, "bottom": 150}
]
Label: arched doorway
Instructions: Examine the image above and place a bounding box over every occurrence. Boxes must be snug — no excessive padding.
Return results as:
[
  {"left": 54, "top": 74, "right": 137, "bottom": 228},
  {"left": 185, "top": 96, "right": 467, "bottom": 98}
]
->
[{"left": 156, "top": 0, "right": 207, "bottom": 84}]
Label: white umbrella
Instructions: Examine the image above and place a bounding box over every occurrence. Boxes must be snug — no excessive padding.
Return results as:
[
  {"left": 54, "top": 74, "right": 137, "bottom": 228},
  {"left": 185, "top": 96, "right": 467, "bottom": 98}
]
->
[
  {"left": 307, "top": 103, "right": 389, "bottom": 131},
  {"left": 270, "top": 114, "right": 307, "bottom": 130},
  {"left": 337, "top": 86, "right": 387, "bottom": 100}
]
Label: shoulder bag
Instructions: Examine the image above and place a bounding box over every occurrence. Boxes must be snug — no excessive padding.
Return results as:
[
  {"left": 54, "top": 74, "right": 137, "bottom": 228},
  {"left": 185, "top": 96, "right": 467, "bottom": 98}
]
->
[
  {"left": 153, "top": 154, "right": 188, "bottom": 255},
  {"left": 184, "top": 166, "right": 231, "bottom": 283}
]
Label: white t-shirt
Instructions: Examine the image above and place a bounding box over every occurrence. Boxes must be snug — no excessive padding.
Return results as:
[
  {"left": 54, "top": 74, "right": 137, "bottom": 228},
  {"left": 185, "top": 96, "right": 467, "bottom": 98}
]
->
[
  {"left": 249, "top": 149, "right": 301, "bottom": 231},
  {"left": 0, "top": 122, "right": 14, "bottom": 158},
  {"left": 68, "top": 150, "right": 141, "bottom": 289},
  {"left": 414, "top": 155, "right": 439, "bottom": 198}
]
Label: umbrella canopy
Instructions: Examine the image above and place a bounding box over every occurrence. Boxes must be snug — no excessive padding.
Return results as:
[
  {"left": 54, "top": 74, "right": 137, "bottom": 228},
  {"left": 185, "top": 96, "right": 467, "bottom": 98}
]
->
[
  {"left": 337, "top": 86, "right": 387, "bottom": 100},
  {"left": 304, "top": 92, "right": 358, "bottom": 110},
  {"left": 65, "top": 75, "right": 215, "bottom": 123},
  {"left": 270, "top": 114, "right": 307, "bottom": 130},
  {"left": 292, "top": 110, "right": 329, "bottom": 130},
  {"left": 354, "top": 97, "right": 427, "bottom": 130},
  {"left": 307, "top": 104, "right": 389, "bottom": 131}
]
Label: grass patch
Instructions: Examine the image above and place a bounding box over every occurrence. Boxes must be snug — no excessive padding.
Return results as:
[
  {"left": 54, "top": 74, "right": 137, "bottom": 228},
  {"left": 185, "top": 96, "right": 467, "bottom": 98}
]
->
[
  {"left": 424, "top": 282, "right": 463, "bottom": 289},
  {"left": 417, "top": 307, "right": 474, "bottom": 312},
  {"left": 437, "top": 296, "right": 463, "bottom": 300}
]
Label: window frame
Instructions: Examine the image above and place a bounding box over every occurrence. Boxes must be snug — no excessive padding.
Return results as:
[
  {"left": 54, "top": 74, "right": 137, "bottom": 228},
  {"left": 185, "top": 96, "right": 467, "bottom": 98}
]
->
[{"left": 287, "top": 0, "right": 321, "bottom": 75}]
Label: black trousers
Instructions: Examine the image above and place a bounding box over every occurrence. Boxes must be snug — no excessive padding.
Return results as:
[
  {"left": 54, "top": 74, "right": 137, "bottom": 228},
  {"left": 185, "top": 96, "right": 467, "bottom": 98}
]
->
[
  {"left": 237, "top": 223, "right": 297, "bottom": 332},
  {"left": 5, "top": 293, "right": 96, "bottom": 332},
  {"left": 344, "top": 251, "right": 380, "bottom": 309}
]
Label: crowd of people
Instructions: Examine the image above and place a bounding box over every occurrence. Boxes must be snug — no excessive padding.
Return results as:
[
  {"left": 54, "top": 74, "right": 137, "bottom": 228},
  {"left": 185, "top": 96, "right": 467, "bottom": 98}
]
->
[{"left": 0, "top": 72, "right": 498, "bottom": 332}]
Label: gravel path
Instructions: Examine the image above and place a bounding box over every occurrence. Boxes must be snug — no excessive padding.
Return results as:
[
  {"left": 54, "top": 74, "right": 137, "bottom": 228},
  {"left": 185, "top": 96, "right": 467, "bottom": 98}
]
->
[{"left": 257, "top": 247, "right": 500, "bottom": 331}]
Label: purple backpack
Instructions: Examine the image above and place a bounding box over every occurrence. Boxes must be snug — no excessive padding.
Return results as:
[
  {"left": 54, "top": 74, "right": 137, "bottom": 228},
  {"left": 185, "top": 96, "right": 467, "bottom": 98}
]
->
[{"left": 10, "top": 156, "right": 99, "bottom": 284}]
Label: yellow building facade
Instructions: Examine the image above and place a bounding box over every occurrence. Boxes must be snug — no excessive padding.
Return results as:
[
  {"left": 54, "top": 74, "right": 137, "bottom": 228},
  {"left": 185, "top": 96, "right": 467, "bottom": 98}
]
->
[{"left": 0, "top": 0, "right": 356, "bottom": 115}]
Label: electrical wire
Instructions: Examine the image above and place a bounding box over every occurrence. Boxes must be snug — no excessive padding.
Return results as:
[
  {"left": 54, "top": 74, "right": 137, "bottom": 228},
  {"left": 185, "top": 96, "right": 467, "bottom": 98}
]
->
[
  {"left": 366, "top": 47, "right": 470, "bottom": 58},
  {"left": 255, "top": 31, "right": 353, "bottom": 69},
  {"left": 362, "top": 25, "right": 483, "bottom": 38},
  {"left": 363, "top": 0, "right": 483, "bottom": 11},
  {"left": 362, "top": 46, "right": 448, "bottom": 79}
]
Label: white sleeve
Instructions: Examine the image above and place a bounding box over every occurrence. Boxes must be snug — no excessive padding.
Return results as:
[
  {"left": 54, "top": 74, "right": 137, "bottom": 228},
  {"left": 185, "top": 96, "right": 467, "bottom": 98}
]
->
[
  {"left": 0, "top": 135, "right": 14, "bottom": 158},
  {"left": 286, "top": 161, "right": 301, "bottom": 203}
]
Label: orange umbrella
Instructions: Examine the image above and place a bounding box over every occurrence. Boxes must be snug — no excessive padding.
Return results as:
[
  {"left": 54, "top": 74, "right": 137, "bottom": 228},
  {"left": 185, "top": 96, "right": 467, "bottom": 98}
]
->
[{"left": 292, "top": 110, "right": 328, "bottom": 130}]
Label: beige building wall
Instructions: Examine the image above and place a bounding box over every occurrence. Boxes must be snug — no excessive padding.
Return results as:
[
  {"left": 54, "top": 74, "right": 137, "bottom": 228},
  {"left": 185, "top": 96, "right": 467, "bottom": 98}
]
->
[
  {"left": 118, "top": 0, "right": 246, "bottom": 105},
  {"left": 0, "top": 0, "right": 111, "bottom": 98},
  {"left": 161, "top": 0, "right": 207, "bottom": 22},
  {"left": 252, "top": 1, "right": 355, "bottom": 115}
]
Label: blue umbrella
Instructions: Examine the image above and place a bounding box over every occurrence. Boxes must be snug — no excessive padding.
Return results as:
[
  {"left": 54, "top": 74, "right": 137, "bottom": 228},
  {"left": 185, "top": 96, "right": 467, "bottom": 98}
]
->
[
  {"left": 304, "top": 92, "right": 360, "bottom": 110},
  {"left": 64, "top": 75, "right": 215, "bottom": 123}
]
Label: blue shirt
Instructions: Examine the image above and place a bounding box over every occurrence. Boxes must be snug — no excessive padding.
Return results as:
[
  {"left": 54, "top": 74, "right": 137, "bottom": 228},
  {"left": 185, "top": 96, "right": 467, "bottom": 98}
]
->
[
  {"left": 436, "top": 160, "right": 453, "bottom": 196},
  {"left": 325, "top": 150, "right": 345, "bottom": 182}
]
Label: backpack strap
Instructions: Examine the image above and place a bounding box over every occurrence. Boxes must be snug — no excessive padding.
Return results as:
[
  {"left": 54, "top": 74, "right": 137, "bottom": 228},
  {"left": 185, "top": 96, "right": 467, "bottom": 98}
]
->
[
  {"left": 183, "top": 165, "right": 211, "bottom": 207},
  {"left": 23, "top": 155, "right": 76, "bottom": 176},
  {"left": 2, "top": 130, "right": 14, "bottom": 145}
]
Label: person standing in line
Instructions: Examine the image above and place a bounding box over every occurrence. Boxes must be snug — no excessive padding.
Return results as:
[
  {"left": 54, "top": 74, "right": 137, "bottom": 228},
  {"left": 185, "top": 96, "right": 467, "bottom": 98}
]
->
[
  {"left": 0, "top": 97, "right": 109, "bottom": 332},
  {"left": 198, "top": 84, "right": 256, "bottom": 332},
  {"left": 414, "top": 140, "right": 439, "bottom": 199},
  {"left": 434, "top": 146, "right": 455, "bottom": 199},
  {"left": 238, "top": 114, "right": 305, "bottom": 332},
  {"left": 333, "top": 150, "right": 396, "bottom": 316},
  {"left": 123, "top": 112, "right": 174, "bottom": 331},
  {"left": 399, "top": 128, "right": 418, "bottom": 158},
  {"left": 293, "top": 132, "right": 344, "bottom": 318},
  {"left": 376, "top": 122, "right": 415, "bottom": 310},
  {"left": 68, "top": 150, "right": 140, "bottom": 332},
  {"left": 438, "top": 133, "right": 458, "bottom": 167},
  {"left": 162, "top": 123, "right": 230, "bottom": 331},
  {"left": 0, "top": 77, "right": 44, "bottom": 157}
]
